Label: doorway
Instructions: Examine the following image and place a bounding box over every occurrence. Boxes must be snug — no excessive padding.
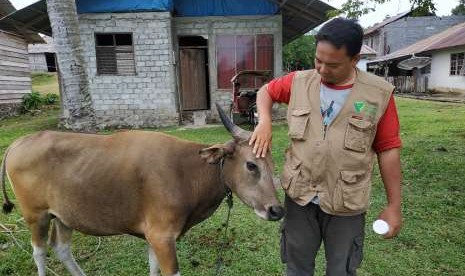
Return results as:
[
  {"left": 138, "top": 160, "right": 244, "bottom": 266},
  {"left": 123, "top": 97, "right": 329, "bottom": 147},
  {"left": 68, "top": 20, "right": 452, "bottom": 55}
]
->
[{"left": 178, "top": 36, "right": 209, "bottom": 111}]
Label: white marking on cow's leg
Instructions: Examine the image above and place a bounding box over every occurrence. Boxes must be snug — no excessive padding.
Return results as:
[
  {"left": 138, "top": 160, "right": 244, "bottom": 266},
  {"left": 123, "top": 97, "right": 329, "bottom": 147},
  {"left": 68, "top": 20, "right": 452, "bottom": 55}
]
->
[
  {"left": 171, "top": 272, "right": 181, "bottom": 276},
  {"left": 49, "top": 219, "right": 86, "bottom": 276},
  {"left": 148, "top": 246, "right": 160, "bottom": 276},
  {"left": 52, "top": 243, "right": 86, "bottom": 276},
  {"left": 32, "top": 245, "right": 47, "bottom": 276}
]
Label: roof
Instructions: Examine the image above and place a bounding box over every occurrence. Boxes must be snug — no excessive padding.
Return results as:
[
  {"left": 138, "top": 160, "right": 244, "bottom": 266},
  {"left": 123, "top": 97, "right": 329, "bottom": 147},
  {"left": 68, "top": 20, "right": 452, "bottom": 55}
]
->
[
  {"left": 364, "top": 11, "right": 411, "bottom": 36},
  {"left": 370, "top": 22, "right": 465, "bottom": 63},
  {"left": 0, "top": 0, "right": 333, "bottom": 45},
  {"left": 360, "top": 44, "right": 377, "bottom": 55},
  {"left": 0, "top": 0, "right": 15, "bottom": 18},
  {"left": 271, "top": 0, "right": 334, "bottom": 43},
  {"left": 0, "top": 0, "right": 47, "bottom": 43},
  {"left": 28, "top": 35, "right": 54, "bottom": 53}
]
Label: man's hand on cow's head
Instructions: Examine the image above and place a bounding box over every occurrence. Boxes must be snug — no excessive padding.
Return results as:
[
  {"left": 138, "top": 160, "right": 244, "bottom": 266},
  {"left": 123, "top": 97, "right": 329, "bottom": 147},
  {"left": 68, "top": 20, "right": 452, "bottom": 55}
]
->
[{"left": 249, "top": 120, "right": 272, "bottom": 158}]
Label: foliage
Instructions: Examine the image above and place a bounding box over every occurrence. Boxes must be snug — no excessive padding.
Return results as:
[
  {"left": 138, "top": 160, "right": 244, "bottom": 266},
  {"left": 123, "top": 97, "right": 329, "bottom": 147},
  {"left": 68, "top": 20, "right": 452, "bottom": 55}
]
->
[
  {"left": 44, "top": 93, "right": 59, "bottom": 105},
  {"left": 327, "top": 0, "right": 436, "bottom": 19},
  {"left": 451, "top": 0, "right": 465, "bottom": 15},
  {"left": 283, "top": 35, "right": 316, "bottom": 72},
  {"left": 22, "top": 92, "right": 44, "bottom": 111},
  {"left": 1, "top": 98, "right": 464, "bottom": 275},
  {"left": 22, "top": 92, "right": 59, "bottom": 113}
]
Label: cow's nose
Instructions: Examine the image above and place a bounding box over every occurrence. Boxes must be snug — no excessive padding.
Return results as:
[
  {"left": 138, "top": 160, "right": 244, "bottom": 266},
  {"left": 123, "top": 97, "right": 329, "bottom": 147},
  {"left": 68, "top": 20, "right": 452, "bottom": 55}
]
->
[{"left": 268, "top": 205, "right": 285, "bottom": 221}]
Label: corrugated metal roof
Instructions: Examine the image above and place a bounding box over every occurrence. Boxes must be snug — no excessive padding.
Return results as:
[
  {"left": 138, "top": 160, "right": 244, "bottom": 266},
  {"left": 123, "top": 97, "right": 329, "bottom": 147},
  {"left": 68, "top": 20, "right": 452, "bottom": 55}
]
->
[
  {"left": 0, "top": 0, "right": 47, "bottom": 43},
  {"left": 370, "top": 22, "right": 465, "bottom": 63},
  {"left": 364, "top": 11, "right": 411, "bottom": 36},
  {"left": 360, "top": 44, "right": 377, "bottom": 55},
  {"left": 269, "top": 0, "right": 334, "bottom": 43},
  {"left": 0, "top": 0, "right": 15, "bottom": 18}
]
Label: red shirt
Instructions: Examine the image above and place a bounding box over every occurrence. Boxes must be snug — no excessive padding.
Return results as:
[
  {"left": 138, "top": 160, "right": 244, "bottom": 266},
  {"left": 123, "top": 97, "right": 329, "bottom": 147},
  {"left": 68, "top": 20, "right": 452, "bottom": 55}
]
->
[{"left": 267, "top": 72, "right": 402, "bottom": 153}]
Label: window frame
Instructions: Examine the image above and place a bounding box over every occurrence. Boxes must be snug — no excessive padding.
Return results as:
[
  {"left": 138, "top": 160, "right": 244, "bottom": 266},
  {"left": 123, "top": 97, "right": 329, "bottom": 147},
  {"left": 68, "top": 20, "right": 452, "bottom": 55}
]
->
[
  {"left": 94, "top": 32, "right": 136, "bottom": 76},
  {"left": 450, "top": 52, "right": 465, "bottom": 76},
  {"left": 216, "top": 34, "right": 274, "bottom": 90}
]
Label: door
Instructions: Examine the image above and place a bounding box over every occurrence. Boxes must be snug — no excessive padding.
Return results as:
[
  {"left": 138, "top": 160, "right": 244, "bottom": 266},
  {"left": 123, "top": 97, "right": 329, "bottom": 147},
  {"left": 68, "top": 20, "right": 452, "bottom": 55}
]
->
[{"left": 179, "top": 48, "right": 208, "bottom": 111}]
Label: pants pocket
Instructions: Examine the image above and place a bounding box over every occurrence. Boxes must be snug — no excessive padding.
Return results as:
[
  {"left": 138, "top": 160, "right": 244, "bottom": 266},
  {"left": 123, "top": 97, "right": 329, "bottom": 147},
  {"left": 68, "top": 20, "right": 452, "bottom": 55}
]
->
[{"left": 347, "top": 235, "right": 364, "bottom": 275}]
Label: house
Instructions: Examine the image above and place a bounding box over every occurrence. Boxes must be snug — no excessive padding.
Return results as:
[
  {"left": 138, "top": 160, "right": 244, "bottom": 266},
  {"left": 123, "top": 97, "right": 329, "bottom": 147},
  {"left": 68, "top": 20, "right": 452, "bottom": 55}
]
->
[
  {"left": 367, "top": 22, "right": 465, "bottom": 94},
  {"left": 356, "top": 44, "right": 377, "bottom": 71},
  {"left": 0, "top": 0, "right": 333, "bottom": 129},
  {"left": 0, "top": 0, "right": 43, "bottom": 118},
  {"left": 363, "top": 11, "right": 465, "bottom": 57},
  {"left": 28, "top": 35, "right": 56, "bottom": 72}
]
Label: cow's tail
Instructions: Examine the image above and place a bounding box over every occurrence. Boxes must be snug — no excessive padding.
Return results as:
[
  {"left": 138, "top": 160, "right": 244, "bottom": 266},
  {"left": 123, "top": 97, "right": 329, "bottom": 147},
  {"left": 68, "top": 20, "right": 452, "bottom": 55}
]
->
[{"left": 2, "top": 146, "right": 14, "bottom": 214}]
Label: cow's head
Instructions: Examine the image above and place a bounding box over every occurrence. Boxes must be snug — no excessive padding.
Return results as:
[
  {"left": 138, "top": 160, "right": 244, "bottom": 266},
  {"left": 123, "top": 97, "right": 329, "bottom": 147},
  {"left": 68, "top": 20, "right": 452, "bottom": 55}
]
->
[{"left": 199, "top": 103, "right": 284, "bottom": 221}]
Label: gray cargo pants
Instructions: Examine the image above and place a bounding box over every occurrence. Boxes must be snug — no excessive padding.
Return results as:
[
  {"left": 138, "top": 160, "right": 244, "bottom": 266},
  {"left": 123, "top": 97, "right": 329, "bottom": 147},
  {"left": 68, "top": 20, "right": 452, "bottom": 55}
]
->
[{"left": 281, "top": 195, "right": 365, "bottom": 276}]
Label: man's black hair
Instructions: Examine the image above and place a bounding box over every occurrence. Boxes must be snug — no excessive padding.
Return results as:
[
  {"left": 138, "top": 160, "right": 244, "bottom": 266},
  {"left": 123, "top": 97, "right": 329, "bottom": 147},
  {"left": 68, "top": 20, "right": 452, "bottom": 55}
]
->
[{"left": 315, "top": 17, "right": 364, "bottom": 57}]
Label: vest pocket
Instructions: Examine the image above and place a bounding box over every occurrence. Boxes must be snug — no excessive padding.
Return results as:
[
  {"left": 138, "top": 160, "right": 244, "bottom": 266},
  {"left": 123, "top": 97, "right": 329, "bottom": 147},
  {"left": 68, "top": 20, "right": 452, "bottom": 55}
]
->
[
  {"left": 281, "top": 151, "right": 303, "bottom": 193},
  {"left": 288, "top": 108, "right": 311, "bottom": 140},
  {"left": 333, "top": 170, "right": 370, "bottom": 212},
  {"left": 344, "top": 117, "right": 374, "bottom": 152}
]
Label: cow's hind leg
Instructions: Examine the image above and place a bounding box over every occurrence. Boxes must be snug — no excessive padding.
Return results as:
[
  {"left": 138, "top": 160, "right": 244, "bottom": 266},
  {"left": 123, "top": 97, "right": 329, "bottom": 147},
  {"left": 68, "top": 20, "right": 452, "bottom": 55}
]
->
[
  {"left": 26, "top": 212, "right": 52, "bottom": 276},
  {"left": 49, "top": 218, "right": 86, "bottom": 276}
]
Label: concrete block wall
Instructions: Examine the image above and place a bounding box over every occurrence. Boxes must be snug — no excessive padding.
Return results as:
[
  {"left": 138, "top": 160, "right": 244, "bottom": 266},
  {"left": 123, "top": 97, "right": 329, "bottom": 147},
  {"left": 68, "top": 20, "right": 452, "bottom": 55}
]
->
[
  {"left": 384, "top": 16, "right": 465, "bottom": 54},
  {"left": 174, "top": 15, "right": 283, "bottom": 123},
  {"left": 78, "top": 12, "right": 178, "bottom": 128}
]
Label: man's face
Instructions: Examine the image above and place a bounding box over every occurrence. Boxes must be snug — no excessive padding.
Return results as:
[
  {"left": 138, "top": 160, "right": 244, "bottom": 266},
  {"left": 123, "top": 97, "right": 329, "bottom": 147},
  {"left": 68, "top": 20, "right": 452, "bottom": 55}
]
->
[{"left": 315, "top": 40, "right": 359, "bottom": 84}]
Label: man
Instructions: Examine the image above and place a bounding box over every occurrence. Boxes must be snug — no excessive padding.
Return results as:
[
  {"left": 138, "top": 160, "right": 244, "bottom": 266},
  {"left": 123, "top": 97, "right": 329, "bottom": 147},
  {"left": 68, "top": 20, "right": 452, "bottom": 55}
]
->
[{"left": 249, "top": 18, "right": 402, "bottom": 276}]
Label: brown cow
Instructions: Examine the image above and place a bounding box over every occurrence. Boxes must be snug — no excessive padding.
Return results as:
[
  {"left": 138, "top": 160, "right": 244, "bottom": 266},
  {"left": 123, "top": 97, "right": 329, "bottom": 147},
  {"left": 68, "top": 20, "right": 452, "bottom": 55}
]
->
[{"left": 1, "top": 104, "right": 284, "bottom": 276}]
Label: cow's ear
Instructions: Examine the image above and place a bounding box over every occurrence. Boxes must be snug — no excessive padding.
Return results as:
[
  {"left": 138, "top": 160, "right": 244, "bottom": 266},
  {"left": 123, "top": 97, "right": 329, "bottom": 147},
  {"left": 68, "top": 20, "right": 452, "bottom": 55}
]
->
[{"left": 199, "top": 142, "right": 235, "bottom": 164}]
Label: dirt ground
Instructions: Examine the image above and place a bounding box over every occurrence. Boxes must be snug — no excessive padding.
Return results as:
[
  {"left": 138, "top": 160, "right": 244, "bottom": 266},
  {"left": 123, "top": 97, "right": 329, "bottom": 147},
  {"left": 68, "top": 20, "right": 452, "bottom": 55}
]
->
[{"left": 396, "top": 90, "right": 465, "bottom": 104}]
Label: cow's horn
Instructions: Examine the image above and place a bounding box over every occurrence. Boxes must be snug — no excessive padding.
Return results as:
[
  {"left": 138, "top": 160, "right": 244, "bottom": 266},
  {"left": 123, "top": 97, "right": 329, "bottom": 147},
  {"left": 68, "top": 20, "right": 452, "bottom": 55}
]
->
[{"left": 215, "top": 102, "right": 252, "bottom": 142}]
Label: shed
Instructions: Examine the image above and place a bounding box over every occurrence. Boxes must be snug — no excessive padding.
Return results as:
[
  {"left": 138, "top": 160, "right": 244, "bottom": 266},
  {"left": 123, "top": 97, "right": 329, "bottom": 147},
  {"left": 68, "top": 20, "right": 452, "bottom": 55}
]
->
[{"left": 0, "top": 0, "right": 43, "bottom": 118}]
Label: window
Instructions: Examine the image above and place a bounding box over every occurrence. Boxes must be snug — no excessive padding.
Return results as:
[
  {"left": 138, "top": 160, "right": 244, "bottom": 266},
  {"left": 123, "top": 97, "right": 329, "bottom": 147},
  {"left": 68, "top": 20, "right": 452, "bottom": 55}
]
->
[
  {"left": 216, "top": 34, "right": 274, "bottom": 89},
  {"left": 95, "top": 33, "right": 135, "bottom": 75},
  {"left": 450, "top": 52, "right": 465, "bottom": 76}
]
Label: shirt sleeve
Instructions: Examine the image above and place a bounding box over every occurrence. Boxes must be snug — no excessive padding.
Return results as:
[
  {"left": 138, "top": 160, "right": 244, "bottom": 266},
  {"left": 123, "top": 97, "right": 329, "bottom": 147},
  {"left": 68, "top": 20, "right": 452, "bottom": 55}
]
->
[
  {"left": 372, "top": 94, "right": 402, "bottom": 153},
  {"left": 266, "top": 71, "right": 297, "bottom": 104}
]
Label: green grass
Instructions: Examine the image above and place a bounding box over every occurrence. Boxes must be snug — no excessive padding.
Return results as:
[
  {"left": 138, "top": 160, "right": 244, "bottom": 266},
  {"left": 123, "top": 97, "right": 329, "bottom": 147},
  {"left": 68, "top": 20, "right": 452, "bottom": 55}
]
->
[
  {"left": 1, "top": 98, "right": 464, "bottom": 275},
  {"left": 31, "top": 72, "right": 59, "bottom": 95}
]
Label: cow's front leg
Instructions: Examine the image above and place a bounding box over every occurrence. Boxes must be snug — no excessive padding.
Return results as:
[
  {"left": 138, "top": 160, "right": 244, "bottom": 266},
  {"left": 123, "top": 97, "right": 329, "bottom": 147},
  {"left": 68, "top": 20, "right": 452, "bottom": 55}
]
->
[
  {"left": 148, "top": 246, "right": 160, "bottom": 276},
  {"left": 146, "top": 234, "right": 179, "bottom": 276}
]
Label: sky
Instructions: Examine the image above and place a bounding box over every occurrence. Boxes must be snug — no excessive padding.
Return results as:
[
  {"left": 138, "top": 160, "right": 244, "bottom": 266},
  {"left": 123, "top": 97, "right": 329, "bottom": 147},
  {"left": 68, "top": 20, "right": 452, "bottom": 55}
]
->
[{"left": 8, "top": 0, "right": 461, "bottom": 28}]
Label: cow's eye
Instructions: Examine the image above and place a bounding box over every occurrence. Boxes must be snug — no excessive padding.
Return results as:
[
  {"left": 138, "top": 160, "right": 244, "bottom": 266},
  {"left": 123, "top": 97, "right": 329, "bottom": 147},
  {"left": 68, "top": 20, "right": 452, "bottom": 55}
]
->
[{"left": 246, "top": 161, "right": 257, "bottom": 171}]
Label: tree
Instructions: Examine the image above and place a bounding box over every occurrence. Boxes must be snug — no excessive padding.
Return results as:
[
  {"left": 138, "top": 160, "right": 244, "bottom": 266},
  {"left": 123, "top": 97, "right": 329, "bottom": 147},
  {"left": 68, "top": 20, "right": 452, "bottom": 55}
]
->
[
  {"left": 46, "top": 0, "right": 96, "bottom": 131},
  {"left": 452, "top": 0, "right": 465, "bottom": 15},
  {"left": 328, "top": 0, "right": 436, "bottom": 19},
  {"left": 283, "top": 35, "right": 316, "bottom": 72}
]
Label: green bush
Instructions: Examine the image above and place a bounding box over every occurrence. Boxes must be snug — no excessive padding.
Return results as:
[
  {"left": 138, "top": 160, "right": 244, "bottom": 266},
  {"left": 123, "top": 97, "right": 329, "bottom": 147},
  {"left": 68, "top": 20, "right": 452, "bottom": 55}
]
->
[
  {"left": 22, "top": 92, "right": 43, "bottom": 111},
  {"left": 44, "top": 93, "right": 59, "bottom": 104},
  {"left": 22, "top": 92, "right": 59, "bottom": 113}
]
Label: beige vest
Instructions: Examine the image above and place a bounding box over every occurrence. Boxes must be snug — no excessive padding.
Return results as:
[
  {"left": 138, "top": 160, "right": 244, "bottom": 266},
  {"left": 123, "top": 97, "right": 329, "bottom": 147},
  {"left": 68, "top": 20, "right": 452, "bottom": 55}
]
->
[{"left": 281, "top": 69, "right": 394, "bottom": 216}]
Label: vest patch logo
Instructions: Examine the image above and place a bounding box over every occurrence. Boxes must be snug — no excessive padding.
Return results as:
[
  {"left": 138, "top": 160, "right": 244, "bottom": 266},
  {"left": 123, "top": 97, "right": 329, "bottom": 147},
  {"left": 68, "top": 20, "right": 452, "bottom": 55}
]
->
[{"left": 354, "top": 101, "right": 365, "bottom": 113}]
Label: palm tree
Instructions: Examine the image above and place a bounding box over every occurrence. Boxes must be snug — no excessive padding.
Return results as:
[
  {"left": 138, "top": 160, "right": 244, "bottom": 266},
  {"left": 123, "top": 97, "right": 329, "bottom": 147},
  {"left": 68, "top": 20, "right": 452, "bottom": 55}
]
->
[{"left": 46, "top": 0, "right": 95, "bottom": 131}]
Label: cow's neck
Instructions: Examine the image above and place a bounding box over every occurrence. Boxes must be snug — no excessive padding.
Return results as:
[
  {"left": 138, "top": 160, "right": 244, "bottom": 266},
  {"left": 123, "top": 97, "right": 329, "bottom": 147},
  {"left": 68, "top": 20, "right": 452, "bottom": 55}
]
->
[{"left": 180, "top": 147, "right": 229, "bottom": 233}]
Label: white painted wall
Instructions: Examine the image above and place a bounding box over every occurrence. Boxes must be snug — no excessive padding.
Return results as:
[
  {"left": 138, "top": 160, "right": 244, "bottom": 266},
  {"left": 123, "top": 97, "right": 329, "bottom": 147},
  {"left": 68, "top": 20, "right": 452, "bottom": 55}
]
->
[
  {"left": 357, "top": 58, "right": 369, "bottom": 71},
  {"left": 429, "top": 46, "right": 465, "bottom": 92}
]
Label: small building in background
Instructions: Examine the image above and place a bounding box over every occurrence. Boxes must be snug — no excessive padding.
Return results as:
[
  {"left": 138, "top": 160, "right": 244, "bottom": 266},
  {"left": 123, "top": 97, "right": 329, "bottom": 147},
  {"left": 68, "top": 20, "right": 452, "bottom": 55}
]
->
[
  {"left": 0, "top": 0, "right": 334, "bottom": 128},
  {"left": 28, "top": 35, "right": 56, "bottom": 72},
  {"left": 357, "top": 44, "right": 377, "bottom": 71},
  {"left": 368, "top": 22, "right": 465, "bottom": 94},
  {"left": 0, "top": 0, "right": 44, "bottom": 118}
]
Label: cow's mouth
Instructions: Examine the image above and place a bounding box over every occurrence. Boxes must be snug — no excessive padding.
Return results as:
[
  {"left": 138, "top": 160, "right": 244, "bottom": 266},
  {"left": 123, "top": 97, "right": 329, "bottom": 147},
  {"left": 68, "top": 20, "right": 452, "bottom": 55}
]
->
[{"left": 254, "top": 205, "right": 285, "bottom": 221}]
